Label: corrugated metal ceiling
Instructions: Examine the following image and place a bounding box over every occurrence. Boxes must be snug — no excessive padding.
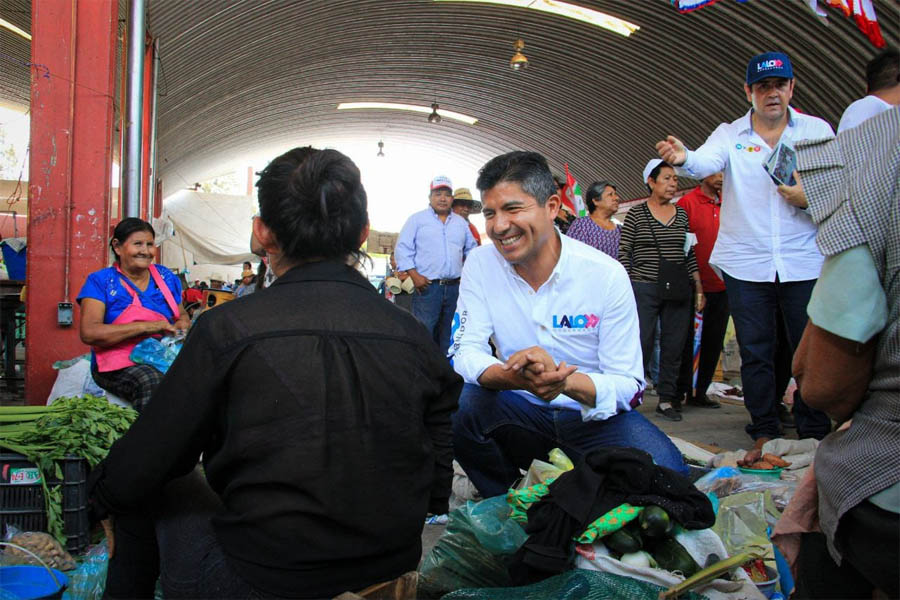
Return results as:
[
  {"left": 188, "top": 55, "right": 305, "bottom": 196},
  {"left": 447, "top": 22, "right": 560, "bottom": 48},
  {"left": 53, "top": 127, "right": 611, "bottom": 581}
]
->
[{"left": 1, "top": 0, "right": 898, "bottom": 200}]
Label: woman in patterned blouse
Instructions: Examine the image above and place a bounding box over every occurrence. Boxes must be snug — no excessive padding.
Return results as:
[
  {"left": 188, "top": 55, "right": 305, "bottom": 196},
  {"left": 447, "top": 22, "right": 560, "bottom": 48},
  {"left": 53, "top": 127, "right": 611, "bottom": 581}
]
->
[{"left": 565, "top": 181, "right": 621, "bottom": 258}]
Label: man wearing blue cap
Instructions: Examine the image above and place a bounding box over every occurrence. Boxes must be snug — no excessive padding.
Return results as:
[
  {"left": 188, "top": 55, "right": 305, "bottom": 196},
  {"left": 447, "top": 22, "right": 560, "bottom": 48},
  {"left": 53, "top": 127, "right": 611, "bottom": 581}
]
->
[
  {"left": 656, "top": 52, "right": 834, "bottom": 447},
  {"left": 395, "top": 175, "right": 478, "bottom": 354}
]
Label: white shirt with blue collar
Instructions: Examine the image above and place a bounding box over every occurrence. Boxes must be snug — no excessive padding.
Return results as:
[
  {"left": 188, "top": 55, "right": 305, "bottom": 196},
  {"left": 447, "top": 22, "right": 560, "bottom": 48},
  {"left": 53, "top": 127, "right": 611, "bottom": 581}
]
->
[
  {"left": 450, "top": 234, "right": 644, "bottom": 421},
  {"left": 395, "top": 207, "right": 477, "bottom": 279},
  {"left": 679, "top": 106, "right": 834, "bottom": 283}
]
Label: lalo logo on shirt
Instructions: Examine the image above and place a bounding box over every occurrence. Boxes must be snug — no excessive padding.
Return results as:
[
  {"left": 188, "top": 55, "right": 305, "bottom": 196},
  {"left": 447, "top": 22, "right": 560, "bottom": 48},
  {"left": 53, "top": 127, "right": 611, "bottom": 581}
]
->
[{"left": 552, "top": 314, "right": 599, "bottom": 329}]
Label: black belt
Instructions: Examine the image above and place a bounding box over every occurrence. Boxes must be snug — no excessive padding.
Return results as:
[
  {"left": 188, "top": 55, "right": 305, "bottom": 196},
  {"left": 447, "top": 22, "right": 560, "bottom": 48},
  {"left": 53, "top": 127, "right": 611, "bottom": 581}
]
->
[{"left": 435, "top": 278, "right": 460, "bottom": 285}]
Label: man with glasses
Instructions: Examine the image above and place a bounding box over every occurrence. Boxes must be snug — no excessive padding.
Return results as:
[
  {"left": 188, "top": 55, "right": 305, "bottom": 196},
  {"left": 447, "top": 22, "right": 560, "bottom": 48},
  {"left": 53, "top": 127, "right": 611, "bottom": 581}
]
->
[{"left": 656, "top": 52, "right": 834, "bottom": 448}]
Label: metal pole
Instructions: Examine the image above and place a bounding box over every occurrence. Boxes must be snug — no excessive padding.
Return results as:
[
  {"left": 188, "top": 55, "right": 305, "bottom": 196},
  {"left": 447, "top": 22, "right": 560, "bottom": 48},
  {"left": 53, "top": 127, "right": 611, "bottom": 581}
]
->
[
  {"left": 121, "top": 0, "right": 145, "bottom": 218},
  {"left": 147, "top": 37, "right": 160, "bottom": 219}
]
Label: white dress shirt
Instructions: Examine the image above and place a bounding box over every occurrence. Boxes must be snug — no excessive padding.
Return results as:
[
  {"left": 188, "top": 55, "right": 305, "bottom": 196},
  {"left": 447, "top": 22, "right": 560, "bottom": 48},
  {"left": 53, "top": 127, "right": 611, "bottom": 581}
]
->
[
  {"left": 679, "top": 107, "right": 834, "bottom": 283},
  {"left": 838, "top": 95, "right": 893, "bottom": 133},
  {"left": 450, "top": 234, "right": 644, "bottom": 421}
]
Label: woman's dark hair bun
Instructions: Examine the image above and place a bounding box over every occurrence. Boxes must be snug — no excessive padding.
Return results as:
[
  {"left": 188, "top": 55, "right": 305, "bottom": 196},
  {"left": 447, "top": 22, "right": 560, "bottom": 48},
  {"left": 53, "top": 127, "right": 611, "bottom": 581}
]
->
[{"left": 256, "top": 147, "right": 369, "bottom": 263}]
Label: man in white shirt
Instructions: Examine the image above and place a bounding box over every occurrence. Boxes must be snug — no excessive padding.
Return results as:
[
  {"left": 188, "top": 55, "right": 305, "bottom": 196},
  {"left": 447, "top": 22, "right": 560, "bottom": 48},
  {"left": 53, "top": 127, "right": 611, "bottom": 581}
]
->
[
  {"left": 656, "top": 52, "right": 833, "bottom": 447},
  {"left": 838, "top": 48, "right": 899, "bottom": 134},
  {"left": 450, "top": 151, "right": 686, "bottom": 498}
]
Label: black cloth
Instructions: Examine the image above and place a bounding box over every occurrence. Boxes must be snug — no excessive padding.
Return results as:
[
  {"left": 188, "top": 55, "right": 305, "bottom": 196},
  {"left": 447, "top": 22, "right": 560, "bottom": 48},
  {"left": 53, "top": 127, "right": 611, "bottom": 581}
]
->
[
  {"left": 511, "top": 446, "right": 715, "bottom": 584},
  {"left": 632, "top": 281, "right": 692, "bottom": 404},
  {"left": 795, "top": 501, "right": 899, "bottom": 599},
  {"left": 88, "top": 260, "right": 462, "bottom": 598}
]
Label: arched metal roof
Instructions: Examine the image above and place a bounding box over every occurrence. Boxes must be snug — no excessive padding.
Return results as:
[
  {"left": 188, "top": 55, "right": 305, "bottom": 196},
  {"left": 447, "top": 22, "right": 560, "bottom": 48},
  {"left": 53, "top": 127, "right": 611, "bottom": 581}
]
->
[{"left": 2, "top": 0, "right": 898, "bottom": 200}]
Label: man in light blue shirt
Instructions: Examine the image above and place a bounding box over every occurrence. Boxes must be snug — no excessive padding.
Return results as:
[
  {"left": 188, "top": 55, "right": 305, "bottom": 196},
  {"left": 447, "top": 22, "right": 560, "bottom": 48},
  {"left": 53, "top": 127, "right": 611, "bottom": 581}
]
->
[{"left": 395, "top": 175, "right": 477, "bottom": 353}]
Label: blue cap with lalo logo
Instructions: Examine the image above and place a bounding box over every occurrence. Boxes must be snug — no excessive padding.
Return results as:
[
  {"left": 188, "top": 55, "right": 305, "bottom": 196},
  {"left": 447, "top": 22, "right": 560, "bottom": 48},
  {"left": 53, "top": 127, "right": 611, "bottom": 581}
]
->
[{"left": 746, "top": 52, "right": 793, "bottom": 85}]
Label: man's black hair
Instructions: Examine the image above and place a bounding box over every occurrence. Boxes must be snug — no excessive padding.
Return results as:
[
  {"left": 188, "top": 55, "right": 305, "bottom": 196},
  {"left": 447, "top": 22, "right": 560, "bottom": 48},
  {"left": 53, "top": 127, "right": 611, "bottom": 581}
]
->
[
  {"left": 585, "top": 181, "right": 616, "bottom": 213},
  {"left": 866, "top": 47, "right": 899, "bottom": 94},
  {"left": 476, "top": 151, "right": 558, "bottom": 206},
  {"left": 110, "top": 217, "right": 155, "bottom": 262},
  {"left": 255, "top": 146, "right": 369, "bottom": 264}
]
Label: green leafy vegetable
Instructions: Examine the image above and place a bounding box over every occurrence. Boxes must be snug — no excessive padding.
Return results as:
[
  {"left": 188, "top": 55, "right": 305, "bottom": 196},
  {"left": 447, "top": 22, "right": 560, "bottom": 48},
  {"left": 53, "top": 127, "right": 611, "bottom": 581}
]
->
[{"left": 0, "top": 395, "right": 137, "bottom": 545}]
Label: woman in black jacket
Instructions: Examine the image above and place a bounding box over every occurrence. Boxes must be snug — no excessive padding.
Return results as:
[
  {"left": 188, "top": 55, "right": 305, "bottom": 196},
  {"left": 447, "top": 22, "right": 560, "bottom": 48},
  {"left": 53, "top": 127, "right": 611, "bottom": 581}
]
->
[{"left": 89, "top": 147, "right": 462, "bottom": 599}]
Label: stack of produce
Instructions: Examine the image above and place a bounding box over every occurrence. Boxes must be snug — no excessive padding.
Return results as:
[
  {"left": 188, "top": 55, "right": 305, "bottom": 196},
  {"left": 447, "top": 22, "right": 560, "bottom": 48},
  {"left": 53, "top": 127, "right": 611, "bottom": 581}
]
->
[
  {"left": 602, "top": 505, "right": 701, "bottom": 577},
  {"left": 0, "top": 395, "right": 137, "bottom": 545}
]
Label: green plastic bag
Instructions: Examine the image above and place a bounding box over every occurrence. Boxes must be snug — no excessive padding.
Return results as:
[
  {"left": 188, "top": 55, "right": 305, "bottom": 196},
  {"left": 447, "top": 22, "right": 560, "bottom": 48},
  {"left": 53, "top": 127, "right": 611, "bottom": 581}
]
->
[
  {"left": 441, "top": 569, "right": 709, "bottom": 600},
  {"left": 417, "top": 496, "right": 527, "bottom": 598}
]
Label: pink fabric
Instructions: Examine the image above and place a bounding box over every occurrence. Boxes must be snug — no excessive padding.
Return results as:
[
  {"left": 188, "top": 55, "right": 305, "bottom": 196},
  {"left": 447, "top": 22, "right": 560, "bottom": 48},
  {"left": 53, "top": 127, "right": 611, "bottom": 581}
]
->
[
  {"left": 94, "top": 265, "right": 179, "bottom": 372},
  {"left": 772, "top": 463, "right": 820, "bottom": 580}
]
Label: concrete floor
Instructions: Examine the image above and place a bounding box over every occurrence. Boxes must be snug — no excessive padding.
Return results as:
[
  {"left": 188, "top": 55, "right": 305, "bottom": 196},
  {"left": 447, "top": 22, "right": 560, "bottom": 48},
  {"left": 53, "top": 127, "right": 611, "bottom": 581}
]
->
[{"left": 636, "top": 390, "right": 759, "bottom": 452}]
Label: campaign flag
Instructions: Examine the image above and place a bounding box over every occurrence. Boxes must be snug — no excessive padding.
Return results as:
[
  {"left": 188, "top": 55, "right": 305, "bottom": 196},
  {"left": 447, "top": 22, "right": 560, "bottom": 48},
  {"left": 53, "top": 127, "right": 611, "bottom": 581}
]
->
[
  {"left": 691, "top": 310, "right": 704, "bottom": 391},
  {"left": 564, "top": 164, "right": 587, "bottom": 217}
]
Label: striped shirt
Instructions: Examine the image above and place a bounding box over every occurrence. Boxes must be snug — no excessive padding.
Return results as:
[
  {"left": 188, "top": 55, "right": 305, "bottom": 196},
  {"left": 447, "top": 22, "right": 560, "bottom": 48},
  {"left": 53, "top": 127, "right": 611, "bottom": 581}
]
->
[{"left": 618, "top": 202, "right": 698, "bottom": 284}]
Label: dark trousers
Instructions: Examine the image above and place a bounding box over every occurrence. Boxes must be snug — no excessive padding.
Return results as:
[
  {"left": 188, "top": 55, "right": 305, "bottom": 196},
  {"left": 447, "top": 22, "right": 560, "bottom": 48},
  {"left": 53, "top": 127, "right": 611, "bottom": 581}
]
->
[
  {"left": 631, "top": 281, "right": 692, "bottom": 406},
  {"left": 103, "top": 469, "right": 261, "bottom": 600},
  {"left": 795, "top": 501, "right": 899, "bottom": 599},
  {"left": 451, "top": 384, "right": 688, "bottom": 498},
  {"left": 92, "top": 363, "right": 164, "bottom": 413},
  {"left": 411, "top": 282, "right": 459, "bottom": 355},
  {"left": 678, "top": 291, "right": 730, "bottom": 400},
  {"left": 721, "top": 273, "right": 830, "bottom": 441}
]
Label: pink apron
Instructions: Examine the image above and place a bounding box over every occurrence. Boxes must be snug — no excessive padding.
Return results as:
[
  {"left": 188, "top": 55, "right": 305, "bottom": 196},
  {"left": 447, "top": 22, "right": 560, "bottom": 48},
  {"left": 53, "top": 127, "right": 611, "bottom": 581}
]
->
[{"left": 94, "top": 264, "right": 180, "bottom": 372}]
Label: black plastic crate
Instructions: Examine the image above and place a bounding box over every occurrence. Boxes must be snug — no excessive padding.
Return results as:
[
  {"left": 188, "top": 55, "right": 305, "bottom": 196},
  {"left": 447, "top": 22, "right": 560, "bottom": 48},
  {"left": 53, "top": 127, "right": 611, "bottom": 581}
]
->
[{"left": 0, "top": 452, "right": 89, "bottom": 554}]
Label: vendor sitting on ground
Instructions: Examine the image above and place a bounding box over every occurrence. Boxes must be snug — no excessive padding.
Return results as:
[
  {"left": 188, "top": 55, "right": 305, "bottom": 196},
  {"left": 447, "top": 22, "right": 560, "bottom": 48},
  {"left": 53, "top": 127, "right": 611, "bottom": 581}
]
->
[
  {"left": 77, "top": 218, "right": 189, "bottom": 412},
  {"left": 87, "top": 146, "right": 462, "bottom": 599},
  {"left": 450, "top": 151, "right": 687, "bottom": 499}
]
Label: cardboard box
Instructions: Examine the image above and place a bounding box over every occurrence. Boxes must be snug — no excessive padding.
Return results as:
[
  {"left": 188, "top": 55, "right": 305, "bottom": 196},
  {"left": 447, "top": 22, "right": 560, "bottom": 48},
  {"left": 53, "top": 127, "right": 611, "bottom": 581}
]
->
[{"left": 367, "top": 230, "right": 399, "bottom": 255}]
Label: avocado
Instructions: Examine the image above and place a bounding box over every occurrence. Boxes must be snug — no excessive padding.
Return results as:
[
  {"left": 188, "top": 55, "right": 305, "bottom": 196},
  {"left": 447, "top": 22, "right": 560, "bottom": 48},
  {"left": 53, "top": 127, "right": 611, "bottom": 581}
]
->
[
  {"left": 653, "top": 537, "right": 700, "bottom": 577},
  {"left": 639, "top": 505, "right": 674, "bottom": 538},
  {"left": 604, "top": 526, "right": 642, "bottom": 555}
]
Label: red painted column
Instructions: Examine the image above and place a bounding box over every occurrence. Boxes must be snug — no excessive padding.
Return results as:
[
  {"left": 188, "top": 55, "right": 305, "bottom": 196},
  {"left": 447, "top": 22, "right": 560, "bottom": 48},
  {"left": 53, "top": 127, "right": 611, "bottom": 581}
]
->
[
  {"left": 27, "top": 0, "right": 119, "bottom": 404},
  {"left": 140, "top": 35, "right": 153, "bottom": 220}
]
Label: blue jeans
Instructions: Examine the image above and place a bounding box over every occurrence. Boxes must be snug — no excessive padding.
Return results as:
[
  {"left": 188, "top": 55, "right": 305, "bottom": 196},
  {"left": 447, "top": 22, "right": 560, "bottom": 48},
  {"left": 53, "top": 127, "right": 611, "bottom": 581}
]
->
[
  {"left": 722, "top": 273, "right": 831, "bottom": 440},
  {"left": 411, "top": 281, "right": 459, "bottom": 355},
  {"left": 452, "top": 383, "right": 688, "bottom": 497}
]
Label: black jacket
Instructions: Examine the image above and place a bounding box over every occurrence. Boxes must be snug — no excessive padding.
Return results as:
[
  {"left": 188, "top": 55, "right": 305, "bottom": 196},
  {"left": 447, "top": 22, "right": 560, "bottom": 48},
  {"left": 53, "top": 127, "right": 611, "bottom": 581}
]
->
[{"left": 89, "top": 260, "right": 461, "bottom": 597}]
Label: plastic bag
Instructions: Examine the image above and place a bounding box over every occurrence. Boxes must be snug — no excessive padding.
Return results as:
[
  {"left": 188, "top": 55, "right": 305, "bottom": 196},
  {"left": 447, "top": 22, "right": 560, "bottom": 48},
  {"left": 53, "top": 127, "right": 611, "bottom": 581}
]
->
[
  {"left": 62, "top": 541, "right": 109, "bottom": 600},
  {"left": 47, "top": 354, "right": 107, "bottom": 404},
  {"left": 418, "top": 496, "right": 527, "bottom": 598},
  {"left": 443, "top": 569, "right": 710, "bottom": 600},
  {"left": 2, "top": 526, "right": 76, "bottom": 571},
  {"left": 574, "top": 528, "right": 766, "bottom": 600},
  {"left": 130, "top": 335, "right": 183, "bottom": 374},
  {"left": 712, "top": 491, "right": 781, "bottom": 559},
  {"left": 694, "top": 467, "right": 797, "bottom": 510}
]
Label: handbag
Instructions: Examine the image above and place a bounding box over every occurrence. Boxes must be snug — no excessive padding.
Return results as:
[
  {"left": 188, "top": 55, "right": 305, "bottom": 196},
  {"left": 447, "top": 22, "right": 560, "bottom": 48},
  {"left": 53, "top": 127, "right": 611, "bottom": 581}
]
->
[{"left": 643, "top": 206, "right": 692, "bottom": 301}]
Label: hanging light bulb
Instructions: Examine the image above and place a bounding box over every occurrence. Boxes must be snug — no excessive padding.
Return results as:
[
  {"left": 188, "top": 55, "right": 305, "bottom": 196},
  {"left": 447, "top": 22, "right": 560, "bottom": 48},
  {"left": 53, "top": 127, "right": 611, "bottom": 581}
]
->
[
  {"left": 510, "top": 39, "right": 528, "bottom": 71},
  {"left": 377, "top": 140, "right": 385, "bottom": 157},
  {"left": 428, "top": 103, "right": 442, "bottom": 124}
]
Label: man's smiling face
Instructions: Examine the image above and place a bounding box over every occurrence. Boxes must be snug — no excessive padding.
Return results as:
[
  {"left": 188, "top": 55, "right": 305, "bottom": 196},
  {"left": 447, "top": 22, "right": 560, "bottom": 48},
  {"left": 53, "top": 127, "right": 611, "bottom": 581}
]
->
[{"left": 482, "top": 181, "right": 559, "bottom": 267}]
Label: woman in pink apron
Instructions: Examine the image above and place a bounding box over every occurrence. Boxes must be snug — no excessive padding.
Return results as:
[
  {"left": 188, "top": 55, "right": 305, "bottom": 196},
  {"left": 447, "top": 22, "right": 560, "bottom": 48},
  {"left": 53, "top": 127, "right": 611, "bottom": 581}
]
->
[{"left": 77, "top": 218, "right": 190, "bottom": 411}]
